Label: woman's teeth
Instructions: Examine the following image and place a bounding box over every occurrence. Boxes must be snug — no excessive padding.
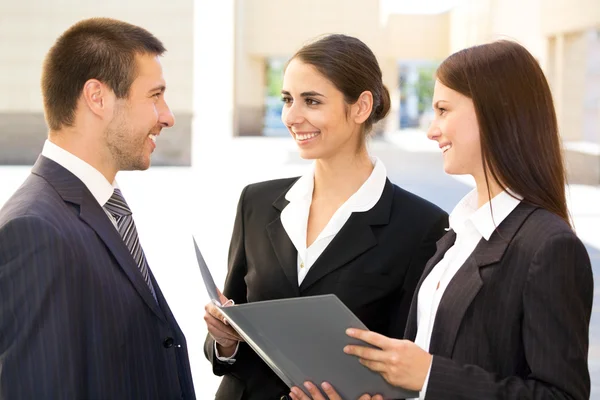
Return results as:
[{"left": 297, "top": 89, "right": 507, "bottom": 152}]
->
[{"left": 295, "top": 132, "right": 320, "bottom": 141}]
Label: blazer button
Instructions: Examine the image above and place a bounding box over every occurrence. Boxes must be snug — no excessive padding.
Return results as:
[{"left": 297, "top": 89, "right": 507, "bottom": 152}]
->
[{"left": 163, "top": 337, "right": 174, "bottom": 348}]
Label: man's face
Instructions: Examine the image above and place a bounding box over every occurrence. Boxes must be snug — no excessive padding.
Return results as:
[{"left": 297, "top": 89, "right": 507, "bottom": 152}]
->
[{"left": 105, "top": 53, "right": 174, "bottom": 171}]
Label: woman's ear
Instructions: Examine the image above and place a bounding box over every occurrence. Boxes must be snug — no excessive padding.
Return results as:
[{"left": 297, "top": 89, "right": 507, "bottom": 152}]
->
[{"left": 352, "top": 90, "right": 374, "bottom": 124}]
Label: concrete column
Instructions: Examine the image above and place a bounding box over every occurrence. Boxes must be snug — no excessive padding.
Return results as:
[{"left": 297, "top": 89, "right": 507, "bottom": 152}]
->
[
  {"left": 235, "top": 56, "right": 267, "bottom": 136},
  {"left": 553, "top": 33, "right": 565, "bottom": 138},
  {"left": 380, "top": 57, "right": 399, "bottom": 134},
  {"left": 192, "top": 0, "right": 235, "bottom": 166},
  {"left": 562, "top": 32, "right": 587, "bottom": 142}
]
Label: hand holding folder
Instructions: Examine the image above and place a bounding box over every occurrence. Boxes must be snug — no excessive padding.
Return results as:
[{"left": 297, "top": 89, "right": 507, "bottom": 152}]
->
[
  {"left": 196, "top": 238, "right": 244, "bottom": 352},
  {"left": 204, "top": 289, "right": 244, "bottom": 351},
  {"left": 289, "top": 381, "right": 380, "bottom": 400},
  {"left": 194, "top": 236, "right": 417, "bottom": 400}
]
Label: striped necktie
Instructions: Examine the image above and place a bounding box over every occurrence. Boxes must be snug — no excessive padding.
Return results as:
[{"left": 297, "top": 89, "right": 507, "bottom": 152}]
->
[{"left": 104, "top": 188, "right": 157, "bottom": 301}]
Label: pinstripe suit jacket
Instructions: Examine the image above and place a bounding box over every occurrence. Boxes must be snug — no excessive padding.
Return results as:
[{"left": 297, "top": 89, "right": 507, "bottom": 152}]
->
[
  {"left": 405, "top": 202, "right": 593, "bottom": 400},
  {"left": 0, "top": 156, "right": 196, "bottom": 399}
]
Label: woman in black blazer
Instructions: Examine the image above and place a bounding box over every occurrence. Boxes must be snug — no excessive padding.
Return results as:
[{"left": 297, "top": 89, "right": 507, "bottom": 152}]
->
[
  {"left": 291, "top": 41, "right": 593, "bottom": 400},
  {"left": 202, "top": 34, "right": 448, "bottom": 400}
]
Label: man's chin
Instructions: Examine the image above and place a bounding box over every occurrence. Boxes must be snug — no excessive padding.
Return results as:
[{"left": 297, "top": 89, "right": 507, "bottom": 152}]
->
[{"left": 119, "top": 159, "right": 151, "bottom": 172}]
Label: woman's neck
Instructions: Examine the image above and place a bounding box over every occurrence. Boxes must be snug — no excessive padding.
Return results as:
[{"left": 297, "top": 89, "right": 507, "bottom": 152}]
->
[
  {"left": 474, "top": 173, "right": 505, "bottom": 208},
  {"left": 313, "top": 149, "right": 374, "bottom": 203}
]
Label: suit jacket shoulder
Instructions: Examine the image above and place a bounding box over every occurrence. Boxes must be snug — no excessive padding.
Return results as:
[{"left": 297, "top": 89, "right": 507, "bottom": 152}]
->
[
  {"left": 516, "top": 206, "right": 575, "bottom": 242},
  {"left": 242, "top": 177, "right": 299, "bottom": 206},
  {"left": 0, "top": 172, "right": 68, "bottom": 227},
  {"left": 389, "top": 183, "right": 448, "bottom": 223}
]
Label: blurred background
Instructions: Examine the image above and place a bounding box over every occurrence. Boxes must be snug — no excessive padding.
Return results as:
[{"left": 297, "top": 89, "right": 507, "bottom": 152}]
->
[{"left": 0, "top": 0, "right": 599, "bottom": 397}]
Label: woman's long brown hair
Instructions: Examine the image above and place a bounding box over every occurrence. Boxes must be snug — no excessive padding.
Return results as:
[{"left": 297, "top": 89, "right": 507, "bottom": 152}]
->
[{"left": 437, "top": 40, "right": 570, "bottom": 227}]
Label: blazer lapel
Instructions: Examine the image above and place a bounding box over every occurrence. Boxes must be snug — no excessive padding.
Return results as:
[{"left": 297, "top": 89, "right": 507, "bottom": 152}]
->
[
  {"left": 298, "top": 179, "right": 394, "bottom": 292},
  {"left": 428, "top": 202, "right": 538, "bottom": 356},
  {"left": 32, "top": 156, "right": 166, "bottom": 321},
  {"left": 266, "top": 186, "right": 301, "bottom": 296},
  {"left": 404, "top": 230, "right": 456, "bottom": 340},
  {"left": 78, "top": 194, "right": 166, "bottom": 321},
  {"left": 422, "top": 230, "right": 457, "bottom": 286}
]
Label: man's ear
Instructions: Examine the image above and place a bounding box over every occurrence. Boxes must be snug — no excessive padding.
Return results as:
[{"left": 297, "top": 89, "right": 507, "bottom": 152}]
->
[
  {"left": 352, "top": 90, "right": 374, "bottom": 124},
  {"left": 81, "top": 79, "right": 114, "bottom": 118}
]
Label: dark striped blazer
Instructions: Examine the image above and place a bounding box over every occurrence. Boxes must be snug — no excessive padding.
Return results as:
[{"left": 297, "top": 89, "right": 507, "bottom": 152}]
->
[
  {"left": 0, "top": 156, "right": 196, "bottom": 399},
  {"left": 405, "top": 202, "right": 593, "bottom": 399}
]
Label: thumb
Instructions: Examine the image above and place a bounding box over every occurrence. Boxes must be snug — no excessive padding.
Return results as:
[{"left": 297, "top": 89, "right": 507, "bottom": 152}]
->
[{"left": 217, "top": 289, "right": 230, "bottom": 306}]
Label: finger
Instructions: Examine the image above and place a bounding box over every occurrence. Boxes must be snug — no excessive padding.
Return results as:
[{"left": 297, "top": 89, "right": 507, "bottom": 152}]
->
[
  {"left": 204, "top": 312, "right": 231, "bottom": 332},
  {"left": 359, "top": 358, "right": 387, "bottom": 373},
  {"left": 346, "top": 328, "right": 391, "bottom": 349},
  {"left": 204, "top": 306, "right": 238, "bottom": 333},
  {"left": 206, "top": 303, "right": 227, "bottom": 322},
  {"left": 344, "top": 345, "right": 387, "bottom": 362},
  {"left": 208, "top": 317, "right": 242, "bottom": 339},
  {"left": 321, "top": 382, "right": 342, "bottom": 400},
  {"left": 358, "top": 395, "right": 373, "bottom": 400},
  {"left": 207, "top": 330, "right": 238, "bottom": 347},
  {"left": 303, "top": 381, "right": 327, "bottom": 400},
  {"left": 372, "top": 395, "right": 384, "bottom": 400},
  {"left": 290, "top": 387, "right": 311, "bottom": 400},
  {"left": 205, "top": 316, "right": 243, "bottom": 341},
  {"left": 216, "top": 288, "right": 230, "bottom": 305}
]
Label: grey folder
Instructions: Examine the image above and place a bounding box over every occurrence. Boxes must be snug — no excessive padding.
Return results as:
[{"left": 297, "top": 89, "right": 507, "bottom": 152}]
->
[{"left": 194, "top": 237, "right": 417, "bottom": 399}]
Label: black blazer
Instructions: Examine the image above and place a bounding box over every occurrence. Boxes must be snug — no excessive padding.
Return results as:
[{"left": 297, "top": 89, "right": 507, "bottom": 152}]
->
[
  {"left": 204, "top": 177, "right": 448, "bottom": 400},
  {"left": 0, "top": 156, "right": 196, "bottom": 399},
  {"left": 405, "top": 203, "right": 593, "bottom": 399}
]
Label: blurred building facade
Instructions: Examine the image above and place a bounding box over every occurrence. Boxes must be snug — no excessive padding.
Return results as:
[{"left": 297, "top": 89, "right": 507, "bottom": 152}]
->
[
  {"left": 451, "top": 0, "right": 600, "bottom": 184},
  {"left": 1, "top": 0, "right": 598, "bottom": 182},
  {"left": 0, "top": 0, "right": 194, "bottom": 166}
]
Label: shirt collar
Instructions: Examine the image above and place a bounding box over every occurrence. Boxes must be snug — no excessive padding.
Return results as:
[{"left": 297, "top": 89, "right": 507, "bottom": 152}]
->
[
  {"left": 449, "top": 188, "right": 522, "bottom": 240},
  {"left": 42, "top": 139, "right": 117, "bottom": 207},
  {"left": 284, "top": 156, "right": 387, "bottom": 213}
]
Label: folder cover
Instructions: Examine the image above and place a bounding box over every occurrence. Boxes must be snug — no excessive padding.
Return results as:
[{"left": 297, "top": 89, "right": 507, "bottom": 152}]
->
[{"left": 194, "top": 236, "right": 417, "bottom": 399}]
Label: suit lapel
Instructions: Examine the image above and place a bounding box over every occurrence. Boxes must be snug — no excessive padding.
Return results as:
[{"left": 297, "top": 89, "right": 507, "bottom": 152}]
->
[
  {"left": 266, "top": 184, "right": 301, "bottom": 295},
  {"left": 422, "top": 230, "right": 457, "bottom": 286},
  {"left": 405, "top": 230, "right": 456, "bottom": 340},
  {"left": 78, "top": 194, "right": 166, "bottom": 321},
  {"left": 428, "top": 202, "right": 538, "bottom": 356},
  {"left": 32, "top": 156, "right": 166, "bottom": 321},
  {"left": 299, "top": 179, "right": 394, "bottom": 292}
]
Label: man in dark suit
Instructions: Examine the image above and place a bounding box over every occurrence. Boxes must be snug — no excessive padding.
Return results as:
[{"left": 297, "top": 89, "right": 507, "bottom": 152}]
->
[{"left": 0, "top": 18, "right": 195, "bottom": 399}]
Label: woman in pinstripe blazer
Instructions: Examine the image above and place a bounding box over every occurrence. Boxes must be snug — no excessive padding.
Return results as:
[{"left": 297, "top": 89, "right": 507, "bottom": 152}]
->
[{"left": 291, "top": 41, "right": 593, "bottom": 400}]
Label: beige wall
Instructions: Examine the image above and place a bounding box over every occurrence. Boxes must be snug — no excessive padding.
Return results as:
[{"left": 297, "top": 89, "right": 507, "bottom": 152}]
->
[
  {"left": 240, "top": 0, "right": 383, "bottom": 58},
  {"left": 239, "top": 0, "right": 451, "bottom": 61},
  {"left": 557, "top": 32, "right": 589, "bottom": 141},
  {"left": 0, "top": 0, "right": 193, "bottom": 165},
  {"left": 0, "top": 0, "right": 193, "bottom": 113},
  {"left": 384, "top": 14, "right": 450, "bottom": 60},
  {"left": 448, "top": 0, "right": 600, "bottom": 183},
  {"left": 449, "top": 0, "right": 493, "bottom": 51},
  {"left": 542, "top": 0, "right": 600, "bottom": 35},
  {"left": 450, "top": 0, "right": 545, "bottom": 60},
  {"left": 234, "top": 0, "right": 452, "bottom": 135}
]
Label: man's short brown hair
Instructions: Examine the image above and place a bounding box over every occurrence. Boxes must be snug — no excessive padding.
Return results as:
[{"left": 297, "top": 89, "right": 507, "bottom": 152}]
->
[{"left": 41, "top": 17, "right": 166, "bottom": 131}]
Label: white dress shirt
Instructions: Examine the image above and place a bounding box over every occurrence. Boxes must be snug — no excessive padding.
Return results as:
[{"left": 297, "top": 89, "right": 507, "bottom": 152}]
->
[
  {"left": 216, "top": 156, "right": 387, "bottom": 362},
  {"left": 281, "top": 156, "right": 387, "bottom": 285},
  {"left": 41, "top": 140, "right": 118, "bottom": 227},
  {"left": 412, "top": 189, "right": 521, "bottom": 399}
]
